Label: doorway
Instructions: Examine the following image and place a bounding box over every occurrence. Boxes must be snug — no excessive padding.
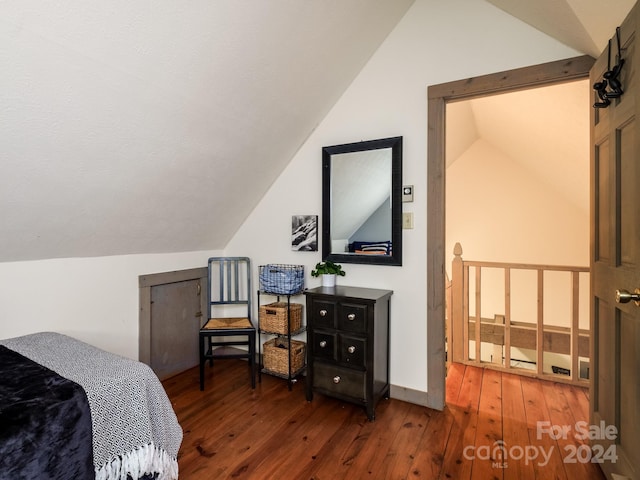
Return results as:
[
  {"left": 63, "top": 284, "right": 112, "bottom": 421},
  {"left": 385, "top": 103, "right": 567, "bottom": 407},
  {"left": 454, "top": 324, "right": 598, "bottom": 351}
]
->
[
  {"left": 445, "top": 80, "right": 591, "bottom": 382},
  {"left": 426, "top": 55, "right": 595, "bottom": 410}
]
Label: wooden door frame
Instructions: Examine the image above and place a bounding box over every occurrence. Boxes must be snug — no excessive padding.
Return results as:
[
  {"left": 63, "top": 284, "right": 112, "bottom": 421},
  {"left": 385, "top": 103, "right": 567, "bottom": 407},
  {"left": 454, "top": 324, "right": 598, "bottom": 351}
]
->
[{"left": 426, "top": 55, "right": 594, "bottom": 410}]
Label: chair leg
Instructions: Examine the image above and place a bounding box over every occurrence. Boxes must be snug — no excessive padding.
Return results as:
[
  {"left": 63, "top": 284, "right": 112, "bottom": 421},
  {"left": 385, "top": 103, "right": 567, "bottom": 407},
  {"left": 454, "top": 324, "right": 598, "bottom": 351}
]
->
[
  {"left": 200, "top": 330, "right": 257, "bottom": 390},
  {"left": 207, "top": 336, "right": 213, "bottom": 367},
  {"left": 199, "top": 334, "right": 205, "bottom": 391},
  {"left": 249, "top": 332, "right": 256, "bottom": 389}
]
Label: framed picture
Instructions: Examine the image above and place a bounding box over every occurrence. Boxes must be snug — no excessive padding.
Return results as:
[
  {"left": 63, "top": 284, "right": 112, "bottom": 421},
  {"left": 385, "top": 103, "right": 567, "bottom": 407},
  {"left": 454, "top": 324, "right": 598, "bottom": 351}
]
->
[{"left": 291, "top": 215, "right": 318, "bottom": 251}]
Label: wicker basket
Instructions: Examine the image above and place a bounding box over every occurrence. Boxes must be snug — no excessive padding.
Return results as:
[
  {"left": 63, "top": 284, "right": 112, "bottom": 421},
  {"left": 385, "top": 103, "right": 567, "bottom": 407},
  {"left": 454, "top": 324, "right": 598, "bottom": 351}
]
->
[
  {"left": 259, "top": 264, "right": 305, "bottom": 295},
  {"left": 263, "top": 338, "right": 306, "bottom": 376},
  {"left": 259, "top": 302, "right": 303, "bottom": 334}
]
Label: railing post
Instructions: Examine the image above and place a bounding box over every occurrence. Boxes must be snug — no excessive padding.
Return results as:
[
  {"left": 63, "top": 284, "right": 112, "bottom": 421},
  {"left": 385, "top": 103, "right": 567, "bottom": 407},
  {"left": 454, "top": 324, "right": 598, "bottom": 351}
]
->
[
  {"left": 536, "top": 269, "right": 544, "bottom": 376},
  {"left": 493, "top": 315, "right": 505, "bottom": 365},
  {"left": 451, "top": 243, "right": 464, "bottom": 363},
  {"left": 474, "top": 267, "right": 482, "bottom": 363},
  {"left": 571, "top": 271, "right": 580, "bottom": 382},
  {"left": 445, "top": 272, "right": 452, "bottom": 368},
  {"left": 504, "top": 268, "right": 511, "bottom": 369}
]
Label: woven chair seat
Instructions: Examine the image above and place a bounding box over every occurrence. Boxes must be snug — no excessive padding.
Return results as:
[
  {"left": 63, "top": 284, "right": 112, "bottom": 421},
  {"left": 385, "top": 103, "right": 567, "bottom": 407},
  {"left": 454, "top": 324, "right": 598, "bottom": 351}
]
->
[{"left": 202, "top": 317, "right": 253, "bottom": 329}]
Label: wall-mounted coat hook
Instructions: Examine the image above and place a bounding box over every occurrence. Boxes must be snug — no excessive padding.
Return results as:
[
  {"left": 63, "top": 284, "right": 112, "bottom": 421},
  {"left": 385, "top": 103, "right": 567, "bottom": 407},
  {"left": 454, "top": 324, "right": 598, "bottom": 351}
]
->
[
  {"left": 603, "top": 27, "right": 624, "bottom": 98},
  {"left": 593, "top": 27, "right": 625, "bottom": 109}
]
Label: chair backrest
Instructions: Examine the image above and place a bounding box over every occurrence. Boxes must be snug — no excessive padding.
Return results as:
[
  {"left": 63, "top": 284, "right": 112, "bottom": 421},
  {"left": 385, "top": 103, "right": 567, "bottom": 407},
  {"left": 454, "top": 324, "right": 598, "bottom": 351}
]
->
[{"left": 207, "top": 257, "right": 252, "bottom": 319}]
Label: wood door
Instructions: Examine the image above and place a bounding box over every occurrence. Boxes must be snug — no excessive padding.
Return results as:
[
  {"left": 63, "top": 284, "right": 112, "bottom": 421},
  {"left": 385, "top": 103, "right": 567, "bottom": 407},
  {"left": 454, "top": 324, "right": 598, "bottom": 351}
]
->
[
  {"left": 149, "top": 278, "right": 202, "bottom": 380},
  {"left": 590, "top": 3, "right": 640, "bottom": 478}
]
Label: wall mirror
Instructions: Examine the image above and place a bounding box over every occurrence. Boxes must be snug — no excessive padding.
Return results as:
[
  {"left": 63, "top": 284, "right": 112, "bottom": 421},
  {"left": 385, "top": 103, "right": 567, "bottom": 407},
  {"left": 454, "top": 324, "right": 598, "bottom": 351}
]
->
[{"left": 322, "top": 136, "right": 402, "bottom": 266}]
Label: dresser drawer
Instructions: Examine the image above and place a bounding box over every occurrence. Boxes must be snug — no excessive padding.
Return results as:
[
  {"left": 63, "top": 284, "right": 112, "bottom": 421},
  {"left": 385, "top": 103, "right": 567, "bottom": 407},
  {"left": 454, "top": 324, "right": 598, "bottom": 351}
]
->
[
  {"left": 339, "top": 334, "right": 366, "bottom": 368},
  {"left": 309, "top": 299, "right": 336, "bottom": 329},
  {"left": 338, "top": 302, "right": 368, "bottom": 333},
  {"left": 311, "top": 331, "right": 337, "bottom": 361},
  {"left": 313, "top": 362, "right": 366, "bottom": 401}
]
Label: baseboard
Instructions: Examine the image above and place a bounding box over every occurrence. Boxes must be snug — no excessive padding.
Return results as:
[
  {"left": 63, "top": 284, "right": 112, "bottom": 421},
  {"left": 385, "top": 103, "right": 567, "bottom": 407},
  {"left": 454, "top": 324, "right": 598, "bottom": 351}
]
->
[{"left": 389, "top": 384, "right": 428, "bottom": 406}]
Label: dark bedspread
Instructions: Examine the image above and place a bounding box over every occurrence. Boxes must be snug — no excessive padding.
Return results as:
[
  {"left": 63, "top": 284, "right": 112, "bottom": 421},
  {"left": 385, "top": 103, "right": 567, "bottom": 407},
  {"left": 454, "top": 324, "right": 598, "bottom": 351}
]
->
[{"left": 0, "top": 345, "right": 94, "bottom": 480}]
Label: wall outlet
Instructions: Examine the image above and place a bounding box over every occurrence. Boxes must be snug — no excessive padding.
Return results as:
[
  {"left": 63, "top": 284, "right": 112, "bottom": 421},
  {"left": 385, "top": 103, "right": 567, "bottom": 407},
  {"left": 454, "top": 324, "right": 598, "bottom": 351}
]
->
[{"left": 402, "top": 212, "right": 414, "bottom": 229}]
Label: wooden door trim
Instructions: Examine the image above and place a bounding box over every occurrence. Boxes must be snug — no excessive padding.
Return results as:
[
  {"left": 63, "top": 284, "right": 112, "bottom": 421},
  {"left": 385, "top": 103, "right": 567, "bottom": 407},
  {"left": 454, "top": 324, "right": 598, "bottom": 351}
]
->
[
  {"left": 139, "top": 267, "right": 208, "bottom": 288},
  {"left": 426, "top": 55, "right": 594, "bottom": 410}
]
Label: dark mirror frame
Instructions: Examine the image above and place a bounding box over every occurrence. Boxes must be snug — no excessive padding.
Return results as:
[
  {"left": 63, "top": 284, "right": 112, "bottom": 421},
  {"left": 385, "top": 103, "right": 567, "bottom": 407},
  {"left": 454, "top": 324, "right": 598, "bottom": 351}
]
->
[{"left": 322, "top": 136, "right": 403, "bottom": 266}]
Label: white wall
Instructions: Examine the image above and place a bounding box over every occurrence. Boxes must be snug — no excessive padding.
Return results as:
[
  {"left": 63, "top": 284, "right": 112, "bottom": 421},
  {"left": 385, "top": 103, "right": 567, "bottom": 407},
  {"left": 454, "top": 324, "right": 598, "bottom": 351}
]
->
[
  {"left": 225, "top": 0, "right": 580, "bottom": 393},
  {"left": 0, "top": 250, "right": 219, "bottom": 359},
  {"left": 447, "top": 138, "right": 589, "bottom": 268}
]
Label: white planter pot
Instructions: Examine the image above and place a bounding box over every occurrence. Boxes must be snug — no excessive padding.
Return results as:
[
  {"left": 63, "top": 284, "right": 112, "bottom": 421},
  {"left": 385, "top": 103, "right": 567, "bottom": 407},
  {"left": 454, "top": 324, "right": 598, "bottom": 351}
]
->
[{"left": 321, "top": 274, "right": 336, "bottom": 287}]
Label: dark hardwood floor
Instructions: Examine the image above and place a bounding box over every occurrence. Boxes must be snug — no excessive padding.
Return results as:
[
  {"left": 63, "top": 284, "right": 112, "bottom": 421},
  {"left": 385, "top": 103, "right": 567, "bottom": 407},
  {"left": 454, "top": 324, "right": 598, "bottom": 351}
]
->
[{"left": 162, "top": 361, "right": 607, "bottom": 479}]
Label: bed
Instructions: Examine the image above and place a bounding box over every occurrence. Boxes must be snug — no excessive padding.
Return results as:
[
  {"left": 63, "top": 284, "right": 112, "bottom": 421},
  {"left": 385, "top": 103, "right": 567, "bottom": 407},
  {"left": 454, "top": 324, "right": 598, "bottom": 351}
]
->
[
  {"left": 348, "top": 240, "right": 392, "bottom": 255},
  {"left": 0, "top": 332, "right": 182, "bottom": 480}
]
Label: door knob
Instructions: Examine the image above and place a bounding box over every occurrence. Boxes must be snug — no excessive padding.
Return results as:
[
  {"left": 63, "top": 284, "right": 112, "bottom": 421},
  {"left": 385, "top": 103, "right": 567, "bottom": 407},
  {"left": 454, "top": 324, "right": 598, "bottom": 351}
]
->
[{"left": 615, "top": 288, "right": 640, "bottom": 305}]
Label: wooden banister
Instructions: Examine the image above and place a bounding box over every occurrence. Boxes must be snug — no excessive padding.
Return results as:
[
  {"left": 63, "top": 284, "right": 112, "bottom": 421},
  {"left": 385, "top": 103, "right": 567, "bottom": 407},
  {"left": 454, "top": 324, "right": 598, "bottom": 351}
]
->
[
  {"left": 449, "top": 243, "right": 590, "bottom": 386},
  {"left": 451, "top": 243, "right": 464, "bottom": 363}
]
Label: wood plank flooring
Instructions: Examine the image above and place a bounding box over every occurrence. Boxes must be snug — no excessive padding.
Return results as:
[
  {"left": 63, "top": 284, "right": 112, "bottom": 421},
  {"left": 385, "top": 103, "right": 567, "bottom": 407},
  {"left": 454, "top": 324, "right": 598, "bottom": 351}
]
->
[{"left": 162, "top": 361, "right": 607, "bottom": 480}]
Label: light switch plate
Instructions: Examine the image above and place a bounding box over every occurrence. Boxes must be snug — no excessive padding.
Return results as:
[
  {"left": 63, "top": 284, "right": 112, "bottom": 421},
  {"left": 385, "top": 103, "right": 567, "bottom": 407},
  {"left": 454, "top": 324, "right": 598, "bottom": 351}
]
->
[
  {"left": 402, "top": 212, "right": 414, "bottom": 229},
  {"left": 402, "top": 185, "right": 414, "bottom": 202}
]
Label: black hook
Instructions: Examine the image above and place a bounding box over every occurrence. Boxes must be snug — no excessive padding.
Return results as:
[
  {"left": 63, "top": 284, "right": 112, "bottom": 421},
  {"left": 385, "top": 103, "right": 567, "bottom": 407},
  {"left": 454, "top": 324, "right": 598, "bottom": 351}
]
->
[
  {"left": 593, "top": 27, "right": 625, "bottom": 109},
  {"left": 603, "top": 59, "right": 624, "bottom": 98},
  {"left": 603, "top": 27, "right": 624, "bottom": 98},
  {"left": 593, "top": 79, "right": 611, "bottom": 108}
]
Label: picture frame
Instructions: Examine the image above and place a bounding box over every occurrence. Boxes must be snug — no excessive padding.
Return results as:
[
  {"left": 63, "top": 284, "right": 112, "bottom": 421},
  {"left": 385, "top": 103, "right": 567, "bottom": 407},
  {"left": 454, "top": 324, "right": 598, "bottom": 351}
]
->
[{"left": 291, "top": 215, "right": 318, "bottom": 251}]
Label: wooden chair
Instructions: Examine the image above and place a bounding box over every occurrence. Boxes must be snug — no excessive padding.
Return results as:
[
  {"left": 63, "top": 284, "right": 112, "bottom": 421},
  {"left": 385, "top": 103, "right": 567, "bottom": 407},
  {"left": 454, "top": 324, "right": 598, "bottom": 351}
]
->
[{"left": 199, "top": 257, "right": 256, "bottom": 390}]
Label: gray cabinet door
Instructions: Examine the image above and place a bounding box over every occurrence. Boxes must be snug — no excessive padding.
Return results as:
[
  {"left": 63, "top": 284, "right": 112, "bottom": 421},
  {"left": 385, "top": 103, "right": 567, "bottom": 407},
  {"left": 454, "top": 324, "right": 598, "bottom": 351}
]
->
[
  {"left": 150, "top": 279, "right": 202, "bottom": 380},
  {"left": 139, "top": 267, "right": 207, "bottom": 381}
]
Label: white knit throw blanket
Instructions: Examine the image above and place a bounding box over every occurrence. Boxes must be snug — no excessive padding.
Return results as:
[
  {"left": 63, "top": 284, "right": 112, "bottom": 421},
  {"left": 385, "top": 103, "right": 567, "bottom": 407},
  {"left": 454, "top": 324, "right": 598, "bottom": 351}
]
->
[{"left": 1, "top": 332, "right": 182, "bottom": 480}]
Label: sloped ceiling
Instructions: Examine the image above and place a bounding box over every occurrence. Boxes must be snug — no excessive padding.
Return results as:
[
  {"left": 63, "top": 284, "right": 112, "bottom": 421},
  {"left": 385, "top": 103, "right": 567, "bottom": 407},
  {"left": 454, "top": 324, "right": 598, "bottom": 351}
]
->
[
  {"left": 0, "top": 1, "right": 414, "bottom": 262},
  {"left": 0, "top": 0, "right": 634, "bottom": 262},
  {"left": 486, "top": 0, "right": 635, "bottom": 58},
  {"left": 446, "top": 79, "right": 590, "bottom": 214},
  {"left": 331, "top": 149, "right": 392, "bottom": 241}
]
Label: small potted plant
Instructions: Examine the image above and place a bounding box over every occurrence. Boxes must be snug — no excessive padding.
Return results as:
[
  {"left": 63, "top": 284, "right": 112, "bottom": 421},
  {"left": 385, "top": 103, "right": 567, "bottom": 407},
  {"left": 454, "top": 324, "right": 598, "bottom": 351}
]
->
[{"left": 311, "top": 261, "right": 346, "bottom": 287}]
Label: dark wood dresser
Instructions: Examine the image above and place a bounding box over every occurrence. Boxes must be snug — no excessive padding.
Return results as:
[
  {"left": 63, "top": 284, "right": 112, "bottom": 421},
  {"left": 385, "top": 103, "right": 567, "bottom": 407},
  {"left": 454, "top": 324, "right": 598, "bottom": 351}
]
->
[{"left": 304, "top": 285, "right": 393, "bottom": 420}]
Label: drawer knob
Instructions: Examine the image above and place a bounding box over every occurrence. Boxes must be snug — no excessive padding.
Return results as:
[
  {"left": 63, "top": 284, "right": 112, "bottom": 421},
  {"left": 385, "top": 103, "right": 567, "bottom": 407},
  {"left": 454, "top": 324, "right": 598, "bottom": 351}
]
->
[
  {"left": 333, "top": 376, "right": 341, "bottom": 384},
  {"left": 319, "top": 340, "right": 327, "bottom": 348},
  {"left": 347, "top": 345, "right": 356, "bottom": 354},
  {"left": 347, "top": 313, "right": 356, "bottom": 321},
  {"left": 320, "top": 309, "right": 327, "bottom": 317}
]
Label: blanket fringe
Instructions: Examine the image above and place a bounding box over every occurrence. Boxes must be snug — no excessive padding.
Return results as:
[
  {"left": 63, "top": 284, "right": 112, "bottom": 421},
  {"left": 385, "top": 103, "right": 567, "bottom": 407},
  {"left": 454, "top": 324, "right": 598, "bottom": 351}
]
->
[{"left": 95, "top": 443, "right": 179, "bottom": 480}]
